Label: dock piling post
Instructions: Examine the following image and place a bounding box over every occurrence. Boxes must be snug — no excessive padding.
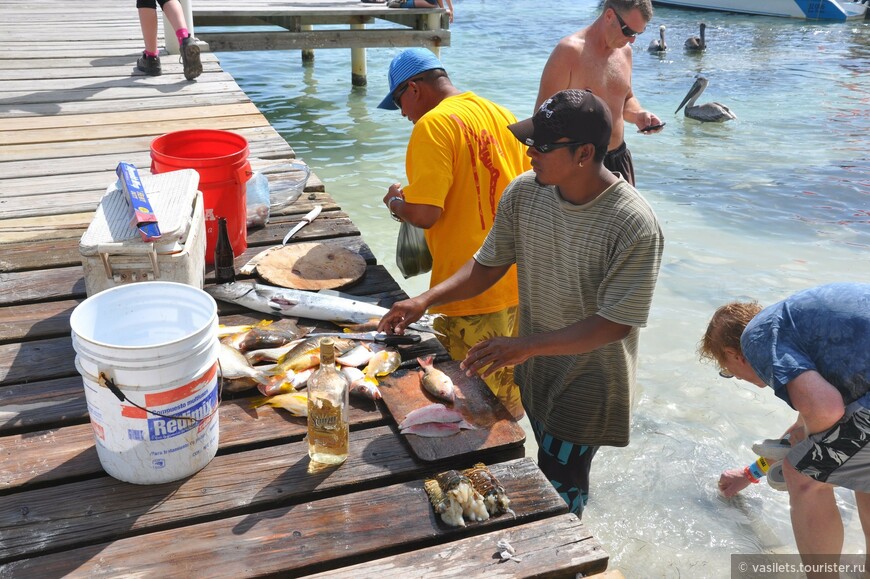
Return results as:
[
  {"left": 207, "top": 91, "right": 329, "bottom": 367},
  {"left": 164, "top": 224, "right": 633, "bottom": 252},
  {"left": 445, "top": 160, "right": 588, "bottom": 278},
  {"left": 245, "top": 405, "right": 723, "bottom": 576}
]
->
[
  {"left": 302, "top": 24, "right": 315, "bottom": 63},
  {"left": 163, "top": 0, "right": 194, "bottom": 55},
  {"left": 351, "top": 20, "right": 366, "bottom": 86}
]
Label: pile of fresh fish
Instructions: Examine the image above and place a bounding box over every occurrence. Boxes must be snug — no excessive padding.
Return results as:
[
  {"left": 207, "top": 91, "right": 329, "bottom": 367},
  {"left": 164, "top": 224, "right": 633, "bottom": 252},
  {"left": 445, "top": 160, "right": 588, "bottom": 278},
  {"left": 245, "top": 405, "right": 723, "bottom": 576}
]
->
[
  {"left": 424, "top": 463, "right": 511, "bottom": 528},
  {"left": 397, "top": 403, "right": 476, "bottom": 437},
  {"left": 216, "top": 317, "right": 406, "bottom": 416}
]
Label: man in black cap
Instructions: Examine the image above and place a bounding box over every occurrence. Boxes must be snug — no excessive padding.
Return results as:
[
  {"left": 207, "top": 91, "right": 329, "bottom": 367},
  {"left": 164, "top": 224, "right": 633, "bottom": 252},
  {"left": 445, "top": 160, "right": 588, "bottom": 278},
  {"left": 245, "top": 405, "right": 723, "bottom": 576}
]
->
[{"left": 379, "top": 89, "right": 664, "bottom": 517}]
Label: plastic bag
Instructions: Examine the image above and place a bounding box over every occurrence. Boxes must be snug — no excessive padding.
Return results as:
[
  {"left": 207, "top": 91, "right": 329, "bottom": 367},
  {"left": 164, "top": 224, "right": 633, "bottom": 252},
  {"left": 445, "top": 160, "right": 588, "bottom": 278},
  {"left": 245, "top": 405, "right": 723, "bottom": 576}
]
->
[
  {"left": 396, "top": 221, "right": 433, "bottom": 278},
  {"left": 246, "top": 171, "right": 271, "bottom": 229}
]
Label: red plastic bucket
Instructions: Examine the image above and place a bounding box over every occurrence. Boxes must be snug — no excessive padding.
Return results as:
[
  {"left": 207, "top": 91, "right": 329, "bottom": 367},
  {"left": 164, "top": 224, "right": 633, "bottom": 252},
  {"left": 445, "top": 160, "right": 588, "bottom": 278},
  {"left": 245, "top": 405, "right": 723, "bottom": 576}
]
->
[{"left": 150, "top": 129, "right": 250, "bottom": 264}]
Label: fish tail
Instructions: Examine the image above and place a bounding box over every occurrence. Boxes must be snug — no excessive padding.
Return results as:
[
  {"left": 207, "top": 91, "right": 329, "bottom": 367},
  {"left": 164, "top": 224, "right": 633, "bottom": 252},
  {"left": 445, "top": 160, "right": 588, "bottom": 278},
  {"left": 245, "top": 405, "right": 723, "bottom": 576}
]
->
[
  {"left": 416, "top": 354, "right": 434, "bottom": 368},
  {"left": 251, "top": 369, "right": 273, "bottom": 387},
  {"left": 249, "top": 396, "right": 270, "bottom": 409}
]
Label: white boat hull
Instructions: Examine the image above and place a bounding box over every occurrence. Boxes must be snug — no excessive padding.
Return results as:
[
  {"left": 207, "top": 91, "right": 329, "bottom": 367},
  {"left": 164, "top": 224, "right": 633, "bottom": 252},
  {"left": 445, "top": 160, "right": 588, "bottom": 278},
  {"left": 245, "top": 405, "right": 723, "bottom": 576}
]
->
[{"left": 652, "top": 0, "right": 868, "bottom": 20}]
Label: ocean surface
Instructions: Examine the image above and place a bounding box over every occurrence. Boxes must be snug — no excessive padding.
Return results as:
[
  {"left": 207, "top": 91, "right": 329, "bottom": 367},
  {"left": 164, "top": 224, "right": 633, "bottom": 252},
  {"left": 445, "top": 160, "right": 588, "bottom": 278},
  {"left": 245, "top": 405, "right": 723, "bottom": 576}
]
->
[{"left": 212, "top": 1, "right": 870, "bottom": 576}]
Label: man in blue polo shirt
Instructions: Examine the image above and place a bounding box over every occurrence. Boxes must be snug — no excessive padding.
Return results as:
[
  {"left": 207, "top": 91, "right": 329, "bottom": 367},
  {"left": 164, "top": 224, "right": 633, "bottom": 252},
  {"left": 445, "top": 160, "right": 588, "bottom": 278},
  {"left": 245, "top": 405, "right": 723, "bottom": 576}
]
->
[{"left": 700, "top": 283, "right": 870, "bottom": 568}]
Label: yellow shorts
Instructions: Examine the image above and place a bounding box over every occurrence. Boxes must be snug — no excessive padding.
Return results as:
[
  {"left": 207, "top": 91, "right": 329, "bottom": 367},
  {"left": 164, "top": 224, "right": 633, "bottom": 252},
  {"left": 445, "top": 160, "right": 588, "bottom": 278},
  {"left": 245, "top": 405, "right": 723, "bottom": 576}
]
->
[{"left": 433, "top": 306, "right": 522, "bottom": 418}]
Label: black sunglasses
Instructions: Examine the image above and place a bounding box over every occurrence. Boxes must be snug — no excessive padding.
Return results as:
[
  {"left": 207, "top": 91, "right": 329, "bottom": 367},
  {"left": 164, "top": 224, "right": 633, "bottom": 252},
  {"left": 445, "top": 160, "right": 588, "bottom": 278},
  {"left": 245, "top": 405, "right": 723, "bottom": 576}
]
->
[
  {"left": 392, "top": 75, "right": 426, "bottom": 108},
  {"left": 531, "top": 141, "right": 586, "bottom": 154},
  {"left": 612, "top": 9, "right": 642, "bottom": 38}
]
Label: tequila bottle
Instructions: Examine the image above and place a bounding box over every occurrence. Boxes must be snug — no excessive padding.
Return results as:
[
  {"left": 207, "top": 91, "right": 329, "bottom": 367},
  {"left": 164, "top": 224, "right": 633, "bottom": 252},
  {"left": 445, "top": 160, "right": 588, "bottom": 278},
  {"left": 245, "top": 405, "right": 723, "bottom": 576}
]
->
[{"left": 307, "top": 338, "right": 349, "bottom": 464}]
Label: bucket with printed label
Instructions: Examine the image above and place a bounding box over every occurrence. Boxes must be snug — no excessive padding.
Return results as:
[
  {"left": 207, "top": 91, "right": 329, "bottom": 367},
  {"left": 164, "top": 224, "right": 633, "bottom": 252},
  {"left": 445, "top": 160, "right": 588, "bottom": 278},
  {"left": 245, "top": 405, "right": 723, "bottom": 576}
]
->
[{"left": 70, "top": 281, "right": 220, "bottom": 484}]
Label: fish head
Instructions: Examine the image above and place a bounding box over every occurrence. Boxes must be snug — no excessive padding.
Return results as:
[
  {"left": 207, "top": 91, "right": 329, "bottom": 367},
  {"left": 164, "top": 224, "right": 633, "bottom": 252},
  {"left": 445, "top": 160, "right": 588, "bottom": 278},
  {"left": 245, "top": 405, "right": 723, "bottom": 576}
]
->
[{"left": 206, "top": 281, "right": 257, "bottom": 301}]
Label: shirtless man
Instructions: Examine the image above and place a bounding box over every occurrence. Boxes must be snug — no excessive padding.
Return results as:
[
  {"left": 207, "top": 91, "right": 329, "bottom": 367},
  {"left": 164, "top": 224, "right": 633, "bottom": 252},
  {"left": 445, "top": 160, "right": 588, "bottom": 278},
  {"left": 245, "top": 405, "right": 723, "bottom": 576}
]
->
[{"left": 535, "top": 0, "right": 662, "bottom": 186}]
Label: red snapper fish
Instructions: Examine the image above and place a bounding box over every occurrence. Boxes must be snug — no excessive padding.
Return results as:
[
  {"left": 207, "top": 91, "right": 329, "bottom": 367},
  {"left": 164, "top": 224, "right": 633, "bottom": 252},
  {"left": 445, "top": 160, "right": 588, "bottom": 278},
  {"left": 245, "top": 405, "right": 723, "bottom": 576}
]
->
[{"left": 417, "top": 355, "right": 454, "bottom": 402}]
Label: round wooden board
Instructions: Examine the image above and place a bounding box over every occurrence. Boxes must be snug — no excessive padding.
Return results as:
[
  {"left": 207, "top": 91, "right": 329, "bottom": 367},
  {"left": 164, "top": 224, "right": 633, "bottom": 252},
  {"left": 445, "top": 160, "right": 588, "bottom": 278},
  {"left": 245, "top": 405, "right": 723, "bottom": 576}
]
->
[{"left": 256, "top": 242, "right": 367, "bottom": 290}]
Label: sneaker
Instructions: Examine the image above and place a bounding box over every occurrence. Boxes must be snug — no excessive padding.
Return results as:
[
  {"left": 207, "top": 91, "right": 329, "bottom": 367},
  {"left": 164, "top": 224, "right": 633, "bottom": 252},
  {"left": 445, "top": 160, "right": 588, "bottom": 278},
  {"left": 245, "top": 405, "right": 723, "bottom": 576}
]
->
[
  {"left": 137, "top": 51, "right": 162, "bottom": 76},
  {"left": 180, "top": 36, "right": 202, "bottom": 81},
  {"left": 751, "top": 436, "right": 791, "bottom": 462},
  {"left": 767, "top": 460, "right": 787, "bottom": 491}
]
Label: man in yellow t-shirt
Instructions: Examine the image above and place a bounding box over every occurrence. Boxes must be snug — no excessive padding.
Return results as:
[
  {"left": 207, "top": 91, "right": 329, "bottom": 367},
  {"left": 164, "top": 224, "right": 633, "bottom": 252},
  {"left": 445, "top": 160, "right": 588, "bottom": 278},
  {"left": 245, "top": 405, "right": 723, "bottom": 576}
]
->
[{"left": 378, "top": 48, "right": 530, "bottom": 417}]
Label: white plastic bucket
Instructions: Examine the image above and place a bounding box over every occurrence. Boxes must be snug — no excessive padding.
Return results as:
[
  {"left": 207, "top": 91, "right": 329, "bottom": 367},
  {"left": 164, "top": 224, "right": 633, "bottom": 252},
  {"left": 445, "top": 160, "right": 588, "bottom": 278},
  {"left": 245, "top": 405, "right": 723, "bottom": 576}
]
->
[{"left": 70, "top": 281, "right": 220, "bottom": 484}]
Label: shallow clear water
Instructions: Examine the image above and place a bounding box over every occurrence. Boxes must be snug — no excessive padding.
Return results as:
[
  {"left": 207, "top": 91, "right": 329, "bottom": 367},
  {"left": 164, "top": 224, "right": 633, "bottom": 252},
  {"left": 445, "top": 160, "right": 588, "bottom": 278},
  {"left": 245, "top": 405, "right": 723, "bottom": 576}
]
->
[{"left": 214, "top": 2, "right": 870, "bottom": 575}]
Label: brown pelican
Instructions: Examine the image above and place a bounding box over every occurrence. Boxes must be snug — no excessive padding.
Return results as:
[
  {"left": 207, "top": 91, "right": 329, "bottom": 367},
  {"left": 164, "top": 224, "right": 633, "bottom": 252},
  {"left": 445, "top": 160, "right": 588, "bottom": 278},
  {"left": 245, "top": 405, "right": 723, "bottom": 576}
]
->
[
  {"left": 675, "top": 76, "right": 736, "bottom": 122},
  {"left": 648, "top": 25, "right": 667, "bottom": 52},
  {"left": 685, "top": 22, "right": 706, "bottom": 51}
]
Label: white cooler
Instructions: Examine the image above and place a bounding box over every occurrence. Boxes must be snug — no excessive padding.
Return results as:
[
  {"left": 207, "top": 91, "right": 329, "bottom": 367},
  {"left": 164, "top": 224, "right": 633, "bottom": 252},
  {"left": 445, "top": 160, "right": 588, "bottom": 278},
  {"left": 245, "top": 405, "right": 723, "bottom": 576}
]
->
[{"left": 80, "top": 169, "right": 205, "bottom": 296}]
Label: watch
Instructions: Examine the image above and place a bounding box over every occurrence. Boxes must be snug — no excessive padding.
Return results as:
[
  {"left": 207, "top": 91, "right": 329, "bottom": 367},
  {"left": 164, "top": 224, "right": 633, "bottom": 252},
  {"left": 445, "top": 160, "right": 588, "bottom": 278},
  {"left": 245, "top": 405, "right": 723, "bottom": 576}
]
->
[{"left": 387, "top": 196, "right": 403, "bottom": 222}]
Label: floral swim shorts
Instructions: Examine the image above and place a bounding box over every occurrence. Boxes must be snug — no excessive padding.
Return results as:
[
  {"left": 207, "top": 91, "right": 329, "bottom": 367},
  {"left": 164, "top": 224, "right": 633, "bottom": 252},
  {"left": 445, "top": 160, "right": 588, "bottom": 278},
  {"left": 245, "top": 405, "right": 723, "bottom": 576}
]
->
[{"left": 788, "top": 399, "right": 870, "bottom": 492}]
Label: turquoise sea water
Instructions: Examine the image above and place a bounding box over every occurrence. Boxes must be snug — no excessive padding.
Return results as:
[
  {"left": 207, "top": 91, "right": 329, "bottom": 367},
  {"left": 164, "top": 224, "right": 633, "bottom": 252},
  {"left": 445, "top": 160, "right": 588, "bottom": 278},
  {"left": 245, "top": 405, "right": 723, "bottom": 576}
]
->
[{"left": 214, "top": 2, "right": 869, "bottom": 576}]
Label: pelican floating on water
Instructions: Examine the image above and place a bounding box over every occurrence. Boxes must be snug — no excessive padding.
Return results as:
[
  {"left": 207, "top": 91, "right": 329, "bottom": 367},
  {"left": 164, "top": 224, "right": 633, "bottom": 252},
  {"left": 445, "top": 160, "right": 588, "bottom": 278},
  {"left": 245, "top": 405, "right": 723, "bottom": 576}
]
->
[
  {"left": 648, "top": 25, "right": 667, "bottom": 52},
  {"left": 675, "top": 76, "right": 736, "bottom": 123},
  {"left": 685, "top": 22, "right": 706, "bottom": 51}
]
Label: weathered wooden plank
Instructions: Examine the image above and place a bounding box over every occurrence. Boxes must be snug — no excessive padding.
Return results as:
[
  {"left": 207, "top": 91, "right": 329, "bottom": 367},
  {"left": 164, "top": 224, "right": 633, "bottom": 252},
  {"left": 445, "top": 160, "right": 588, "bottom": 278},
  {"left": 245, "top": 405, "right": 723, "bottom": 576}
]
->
[
  {"left": 1, "top": 458, "right": 547, "bottom": 576},
  {"left": 0, "top": 147, "right": 312, "bottom": 192},
  {"left": 0, "top": 80, "right": 246, "bottom": 106},
  {"left": 0, "top": 159, "right": 316, "bottom": 219},
  {"left": 0, "top": 126, "right": 290, "bottom": 162},
  {"left": 0, "top": 71, "right": 237, "bottom": 94},
  {"left": 0, "top": 147, "right": 309, "bottom": 185},
  {"left": 0, "top": 376, "right": 86, "bottom": 431},
  {"left": 2, "top": 113, "right": 267, "bottom": 145},
  {"left": 193, "top": 0, "right": 444, "bottom": 18},
  {"left": 302, "top": 513, "right": 609, "bottom": 579},
  {"left": 199, "top": 29, "right": 449, "bottom": 52},
  {"left": 0, "top": 213, "right": 94, "bottom": 245},
  {"left": 0, "top": 336, "right": 77, "bottom": 386},
  {"left": 0, "top": 299, "right": 79, "bottom": 344},
  {"left": 0, "top": 234, "right": 371, "bottom": 310},
  {"left": 0, "top": 205, "right": 345, "bottom": 272},
  {"left": 0, "top": 263, "right": 404, "bottom": 350},
  {"left": 0, "top": 395, "right": 390, "bottom": 491},
  {"left": 0, "top": 56, "right": 220, "bottom": 77},
  {"left": 0, "top": 102, "right": 257, "bottom": 132},
  {"left": 0, "top": 92, "right": 250, "bottom": 119}
]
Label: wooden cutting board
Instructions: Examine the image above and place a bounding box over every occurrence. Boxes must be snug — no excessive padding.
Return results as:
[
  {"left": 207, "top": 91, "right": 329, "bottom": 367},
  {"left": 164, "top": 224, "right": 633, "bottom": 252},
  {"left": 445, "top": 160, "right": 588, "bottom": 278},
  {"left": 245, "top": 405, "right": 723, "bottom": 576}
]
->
[
  {"left": 378, "top": 360, "right": 526, "bottom": 462},
  {"left": 256, "top": 242, "right": 367, "bottom": 290}
]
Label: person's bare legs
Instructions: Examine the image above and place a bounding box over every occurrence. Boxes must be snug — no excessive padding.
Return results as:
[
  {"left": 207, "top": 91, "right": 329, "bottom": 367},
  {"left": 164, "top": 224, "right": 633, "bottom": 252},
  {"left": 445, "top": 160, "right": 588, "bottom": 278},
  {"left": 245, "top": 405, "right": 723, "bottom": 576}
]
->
[
  {"left": 855, "top": 491, "right": 870, "bottom": 573},
  {"left": 160, "top": 0, "right": 189, "bottom": 36},
  {"left": 138, "top": 8, "right": 159, "bottom": 54},
  {"left": 784, "top": 460, "right": 842, "bottom": 579}
]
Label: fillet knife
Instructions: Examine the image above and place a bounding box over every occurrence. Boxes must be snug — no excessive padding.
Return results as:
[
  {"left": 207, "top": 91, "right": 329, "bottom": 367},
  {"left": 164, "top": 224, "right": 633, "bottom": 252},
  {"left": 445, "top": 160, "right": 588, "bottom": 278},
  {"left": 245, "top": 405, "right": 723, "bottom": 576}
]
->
[
  {"left": 306, "top": 331, "right": 422, "bottom": 346},
  {"left": 282, "top": 205, "right": 322, "bottom": 245}
]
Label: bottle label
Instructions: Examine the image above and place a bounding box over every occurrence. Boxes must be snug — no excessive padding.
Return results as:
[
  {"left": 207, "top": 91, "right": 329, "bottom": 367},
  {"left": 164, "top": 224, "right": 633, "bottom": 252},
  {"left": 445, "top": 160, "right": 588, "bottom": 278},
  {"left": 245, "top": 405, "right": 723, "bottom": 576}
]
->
[{"left": 311, "top": 413, "right": 339, "bottom": 430}]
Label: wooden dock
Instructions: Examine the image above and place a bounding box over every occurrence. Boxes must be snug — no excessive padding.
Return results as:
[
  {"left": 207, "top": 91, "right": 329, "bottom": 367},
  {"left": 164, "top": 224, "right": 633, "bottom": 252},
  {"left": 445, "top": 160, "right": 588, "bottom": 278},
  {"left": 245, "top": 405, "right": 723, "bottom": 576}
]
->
[
  {"left": 193, "top": 0, "right": 451, "bottom": 52},
  {"left": 0, "top": 1, "right": 608, "bottom": 576}
]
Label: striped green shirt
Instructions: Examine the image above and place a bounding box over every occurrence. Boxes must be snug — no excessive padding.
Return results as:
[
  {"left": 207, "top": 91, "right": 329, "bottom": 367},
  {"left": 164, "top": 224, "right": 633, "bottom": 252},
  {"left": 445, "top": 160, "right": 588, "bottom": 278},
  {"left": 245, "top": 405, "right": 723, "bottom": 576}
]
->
[{"left": 475, "top": 172, "right": 664, "bottom": 446}]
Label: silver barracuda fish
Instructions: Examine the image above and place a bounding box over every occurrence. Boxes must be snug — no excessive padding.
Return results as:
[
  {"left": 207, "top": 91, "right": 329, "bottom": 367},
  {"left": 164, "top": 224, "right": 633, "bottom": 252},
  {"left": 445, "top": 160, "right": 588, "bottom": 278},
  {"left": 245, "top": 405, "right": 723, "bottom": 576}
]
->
[{"left": 206, "top": 281, "right": 440, "bottom": 334}]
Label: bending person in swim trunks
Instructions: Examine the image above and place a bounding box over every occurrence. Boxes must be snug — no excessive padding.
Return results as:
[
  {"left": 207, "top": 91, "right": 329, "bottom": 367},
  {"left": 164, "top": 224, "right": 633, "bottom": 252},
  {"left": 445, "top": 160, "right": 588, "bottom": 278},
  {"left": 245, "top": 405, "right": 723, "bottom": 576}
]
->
[{"left": 700, "top": 283, "right": 870, "bottom": 572}]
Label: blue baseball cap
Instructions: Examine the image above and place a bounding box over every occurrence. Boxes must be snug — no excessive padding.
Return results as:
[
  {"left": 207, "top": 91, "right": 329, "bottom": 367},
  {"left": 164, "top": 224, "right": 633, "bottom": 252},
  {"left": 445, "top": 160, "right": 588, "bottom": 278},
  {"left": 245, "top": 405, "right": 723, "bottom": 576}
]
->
[{"left": 378, "top": 48, "right": 445, "bottom": 110}]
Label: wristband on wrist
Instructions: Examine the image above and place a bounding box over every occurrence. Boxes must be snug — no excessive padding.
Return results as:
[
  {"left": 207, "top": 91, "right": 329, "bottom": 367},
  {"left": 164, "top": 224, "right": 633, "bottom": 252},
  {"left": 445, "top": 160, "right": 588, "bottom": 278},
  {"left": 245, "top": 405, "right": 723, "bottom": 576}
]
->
[
  {"left": 743, "top": 465, "right": 760, "bottom": 484},
  {"left": 747, "top": 457, "right": 769, "bottom": 481},
  {"left": 387, "top": 196, "right": 403, "bottom": 222}
]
